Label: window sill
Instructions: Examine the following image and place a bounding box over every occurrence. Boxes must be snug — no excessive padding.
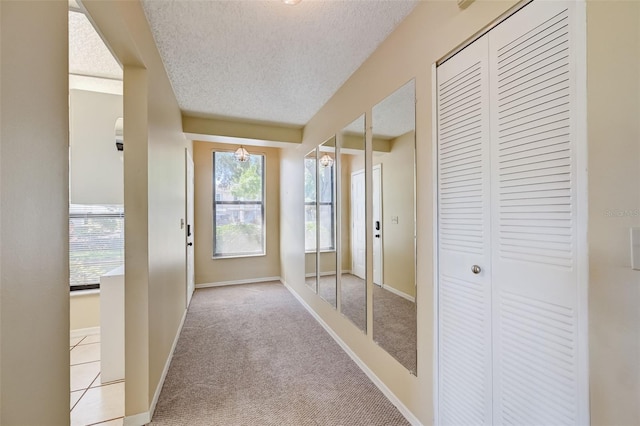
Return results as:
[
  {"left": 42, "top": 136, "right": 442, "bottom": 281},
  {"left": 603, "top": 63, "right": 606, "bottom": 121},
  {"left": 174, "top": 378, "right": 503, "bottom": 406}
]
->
[
  {"left": 70, "top": 289, "right": 100, "bottom": 297},
  {"left": 212, "top": 253, "right": 266, "bottom": 260},
  {"left": 305, "top": 249, "right": 336, "bottom": 254}
]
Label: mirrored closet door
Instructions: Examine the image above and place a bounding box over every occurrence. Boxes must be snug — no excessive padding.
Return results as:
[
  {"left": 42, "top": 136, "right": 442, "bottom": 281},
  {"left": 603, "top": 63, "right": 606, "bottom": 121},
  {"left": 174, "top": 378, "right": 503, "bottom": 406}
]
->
[
  {"left": 339, "top": 114, "right": 367, "bottom": 331},
  {"left": 371, "top": 80, "right": 417, "bottom": 374}
]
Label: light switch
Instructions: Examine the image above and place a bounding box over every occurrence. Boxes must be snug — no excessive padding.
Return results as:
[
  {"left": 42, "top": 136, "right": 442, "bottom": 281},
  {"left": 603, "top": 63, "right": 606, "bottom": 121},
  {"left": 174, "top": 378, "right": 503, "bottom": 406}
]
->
[
  {"left": 631, "top": 228, "right": 640, "bottom": 270},
  {"left": 391, "top": 216, "right": 399, "bottom": 224}
]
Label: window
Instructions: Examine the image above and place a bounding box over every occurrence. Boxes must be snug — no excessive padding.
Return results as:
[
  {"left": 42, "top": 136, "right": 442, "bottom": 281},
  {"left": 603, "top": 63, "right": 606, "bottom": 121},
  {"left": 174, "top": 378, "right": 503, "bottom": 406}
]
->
[
  {"left": 304, "top": 154, "right": 335, "bottom": 252},
  {"left": 213, "top": 151, "right": 265, "bottom": 257},
  {"left": 69, "top": 204, "right": 124, "bottom": 290}
]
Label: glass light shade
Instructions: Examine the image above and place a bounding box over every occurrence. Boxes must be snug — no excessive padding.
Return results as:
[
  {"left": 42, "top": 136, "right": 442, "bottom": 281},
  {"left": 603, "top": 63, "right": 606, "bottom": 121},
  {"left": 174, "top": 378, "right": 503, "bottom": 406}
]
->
[
  {"left": 282, "top": 0, "right": 302, "bottom": 4},
  {"left": 234, "top": 146, "right": 249, "bottom": 162},
  {"left": 319, "top": 153, "right": 334, "bottom": 168}
]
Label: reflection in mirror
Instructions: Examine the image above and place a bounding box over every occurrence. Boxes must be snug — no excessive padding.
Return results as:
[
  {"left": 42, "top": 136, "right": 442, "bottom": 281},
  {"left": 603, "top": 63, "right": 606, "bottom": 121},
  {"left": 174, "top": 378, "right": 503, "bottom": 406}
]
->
[
  {"left": 304, "top": 149, "right": 317, "bottom": 293},
  {"left": 339, "top": 114, "right": 366, "bottom": 331},
  {"left": 317, "top": 137, "right": 337, "bottom": 308},
  {"left": 372, "top": 79, "right": 417, "bottom": 374}
]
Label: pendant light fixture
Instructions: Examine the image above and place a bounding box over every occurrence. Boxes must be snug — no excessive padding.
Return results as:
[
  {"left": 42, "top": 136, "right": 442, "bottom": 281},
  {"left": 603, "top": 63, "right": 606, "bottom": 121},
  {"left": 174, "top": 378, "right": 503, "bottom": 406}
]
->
[
  {"left": 319, "top": 153, "right": 334, "bottom": 168},
  {"left": 234, "top": 146, "right": 249, "bottom": 162}
]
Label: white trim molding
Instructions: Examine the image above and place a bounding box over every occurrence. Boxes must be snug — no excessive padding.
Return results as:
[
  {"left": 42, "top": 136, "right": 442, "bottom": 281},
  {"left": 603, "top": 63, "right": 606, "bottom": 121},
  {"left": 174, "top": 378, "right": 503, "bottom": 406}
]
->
[
  {"left": 283, "top": 281, "right": 423, "bottom": 426},
  {"left": 381, "top": 284, "right": 415, "bottom": 303},
  {"left": 196, "top": 276, "right": 281, "bottom": 289},
  {"left": 124, "top": 308, "right": 188, "bottom": 426}
]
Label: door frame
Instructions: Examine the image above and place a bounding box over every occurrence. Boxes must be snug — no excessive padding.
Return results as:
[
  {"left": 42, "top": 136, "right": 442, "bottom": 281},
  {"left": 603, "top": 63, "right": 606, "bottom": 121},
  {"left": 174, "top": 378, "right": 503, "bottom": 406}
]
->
[
  {"left": 185, "top": 148, "right": 195, "bottom": 307},
  {"left": 372, "top": 164, "right": 383, "bottom": 286}
]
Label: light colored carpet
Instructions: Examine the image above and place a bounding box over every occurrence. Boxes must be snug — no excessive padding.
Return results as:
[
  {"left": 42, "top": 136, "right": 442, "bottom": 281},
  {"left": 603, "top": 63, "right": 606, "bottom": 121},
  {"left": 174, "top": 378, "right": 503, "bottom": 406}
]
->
[
  {"left": 340, "top": 273, "right": 366, "bottom": 331},
  {"left": 373, "top": 286, "right": 417, "bottom": 374},
  {"left": 150, "top": 282, "right": 409, "bottom": 426}
]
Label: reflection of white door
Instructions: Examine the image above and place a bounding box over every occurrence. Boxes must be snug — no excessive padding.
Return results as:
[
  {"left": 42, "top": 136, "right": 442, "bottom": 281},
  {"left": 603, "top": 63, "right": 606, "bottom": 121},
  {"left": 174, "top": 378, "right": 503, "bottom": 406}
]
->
[
  {"left": 372, "top": 164, "right": 383, "bottom": 286},
  {"left": 186, "top": 149, "right": 195, "bottom": 307},
  {"left": 351, "top": 170, "right": 366, "bottom": 279}
]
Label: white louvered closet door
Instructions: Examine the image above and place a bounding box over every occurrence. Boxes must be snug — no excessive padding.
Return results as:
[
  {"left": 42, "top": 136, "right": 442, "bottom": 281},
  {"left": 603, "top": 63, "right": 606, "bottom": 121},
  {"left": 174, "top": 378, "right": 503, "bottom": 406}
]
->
[
  {"left": 489, "top": 2, "right": 586, "bottom": 424},
  {"left": 437, "top": 35, "right": 493, "bottom": 426}
]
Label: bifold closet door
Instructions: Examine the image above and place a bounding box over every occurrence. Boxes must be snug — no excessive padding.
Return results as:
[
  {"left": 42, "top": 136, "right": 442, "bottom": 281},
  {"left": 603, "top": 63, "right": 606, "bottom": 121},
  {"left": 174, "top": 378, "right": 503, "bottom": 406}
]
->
[
  {"left": 489, "top": 2, "right": 587, "bottom": 424},
  {"left": 436, "top": 35, "right": 493, "bottom": 426}
]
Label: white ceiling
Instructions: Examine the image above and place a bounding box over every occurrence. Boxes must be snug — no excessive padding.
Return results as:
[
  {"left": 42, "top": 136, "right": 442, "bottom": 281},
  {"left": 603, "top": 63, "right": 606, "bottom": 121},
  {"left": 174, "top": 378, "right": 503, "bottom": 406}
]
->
[
  {"left": 141, "top": 0, "right": 419, "bottom": 127},
  {"left": 69, "top": 10, "right": 122, "bottom": 81}
]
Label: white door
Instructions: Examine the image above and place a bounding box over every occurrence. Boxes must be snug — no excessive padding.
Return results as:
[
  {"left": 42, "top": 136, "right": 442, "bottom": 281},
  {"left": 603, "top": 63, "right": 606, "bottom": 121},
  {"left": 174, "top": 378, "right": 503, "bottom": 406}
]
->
[
  {"left": 437, "top": 34, "right": 493, "bottom": 426},
  {"left": 351, "top": 169, "right": 366, "bottom": 279},
  {"left": 436, "top": 2, "right": 587, "bottom": 425},
  {"left": 186, "top": 149, "right": 195, "bottom": 307},
  {"left": 372, "top": 164, "right": 383, "bottom": 286},
  {"left": 488, "top": 2, "right": 587, "bottom": 424}
]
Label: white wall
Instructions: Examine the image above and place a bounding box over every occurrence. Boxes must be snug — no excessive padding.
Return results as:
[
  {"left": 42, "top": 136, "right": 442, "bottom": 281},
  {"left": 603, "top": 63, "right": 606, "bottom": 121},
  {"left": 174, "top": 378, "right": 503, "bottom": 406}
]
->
[
  {"left": 0, "top": 1, "right": 70, "bottom": 423},
  {"left": 69, "top": 89, "right": 124, "bottom": 205}
]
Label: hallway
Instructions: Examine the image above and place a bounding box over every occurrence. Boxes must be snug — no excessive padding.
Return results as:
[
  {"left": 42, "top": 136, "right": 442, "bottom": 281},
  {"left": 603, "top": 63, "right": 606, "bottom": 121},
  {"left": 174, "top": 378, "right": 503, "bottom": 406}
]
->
[{"left": 150, "top": 282, "right": 408, "bottom": 425}]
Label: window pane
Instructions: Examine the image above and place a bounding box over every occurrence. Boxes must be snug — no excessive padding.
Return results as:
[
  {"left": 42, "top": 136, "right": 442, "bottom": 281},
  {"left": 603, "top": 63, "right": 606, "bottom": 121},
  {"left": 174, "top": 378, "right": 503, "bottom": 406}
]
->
[
  {"left": 318, "top": 163, "right": 333, "bottom": 203},
  {"left": 319, "top": 204, "right": 334, "bottom": 250},
  {"left": 304, "top": 157, "right": 316, "bottom": 203},
  {"left": 213, "top": 151, "right": 265, "bottom": 257},
  {"left": 69, "top": 204, "right": 124, "bottom": 287},
  {"left": 214, "top": 152, "right": 263, "bottom": 202},
  {"left": 215, "top": 204, "right": 263, "bottom": 255},
  {"left": 305, "top": 204, "right": 316, "bottom": 251}
]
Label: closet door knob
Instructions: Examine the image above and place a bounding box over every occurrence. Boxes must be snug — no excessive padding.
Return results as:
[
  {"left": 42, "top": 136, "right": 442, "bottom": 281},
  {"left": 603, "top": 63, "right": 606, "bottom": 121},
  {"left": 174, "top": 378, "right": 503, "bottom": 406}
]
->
[{"left": 471, "top": 265, "right": 481, "bottom": 274}]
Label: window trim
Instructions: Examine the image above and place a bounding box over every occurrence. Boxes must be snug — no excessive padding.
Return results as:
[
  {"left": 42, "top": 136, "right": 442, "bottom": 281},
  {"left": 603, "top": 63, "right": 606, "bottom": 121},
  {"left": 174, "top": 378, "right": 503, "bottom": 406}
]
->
[
  {"left": 212, "top": 150, "right": 266, "bottom": 258},
  {"left": 304, "top": 155, "right": 336, "bottom": 252}
]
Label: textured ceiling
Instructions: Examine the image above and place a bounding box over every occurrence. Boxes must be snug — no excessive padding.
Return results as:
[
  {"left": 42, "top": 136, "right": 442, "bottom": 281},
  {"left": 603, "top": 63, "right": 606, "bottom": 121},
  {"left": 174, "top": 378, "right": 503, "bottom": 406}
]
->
[
  {"left": 141, "top": 0, "right": 419, "bottom": 127},
  {"left": 69, "top": 10, "right": 123, "bottom": 81},
  {"left": 372, "top": 79, "right": 415, "bottom": 139}
]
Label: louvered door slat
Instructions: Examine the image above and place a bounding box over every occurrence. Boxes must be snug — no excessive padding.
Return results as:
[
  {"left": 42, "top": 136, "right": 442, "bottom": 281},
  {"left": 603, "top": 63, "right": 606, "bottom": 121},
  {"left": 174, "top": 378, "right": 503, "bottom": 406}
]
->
[
  {"left": 490, "top": 2, "right": 584, "bottom": 425},
  {"left": 437, "top": 35, "right": 492, "bottom": 426}
]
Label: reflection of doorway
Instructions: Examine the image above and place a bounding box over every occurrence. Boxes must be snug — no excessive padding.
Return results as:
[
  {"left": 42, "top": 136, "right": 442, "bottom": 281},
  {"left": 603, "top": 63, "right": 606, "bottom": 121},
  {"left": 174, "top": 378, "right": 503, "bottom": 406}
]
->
[
  {"left": 372, "top": 164, "right": 383, "bottom": 286},
  {"left": 185, "top": 149, "right": 195, "bottom": 306},
  {"left": 351, "top": 170, "right": 366, "bottom": 279}
]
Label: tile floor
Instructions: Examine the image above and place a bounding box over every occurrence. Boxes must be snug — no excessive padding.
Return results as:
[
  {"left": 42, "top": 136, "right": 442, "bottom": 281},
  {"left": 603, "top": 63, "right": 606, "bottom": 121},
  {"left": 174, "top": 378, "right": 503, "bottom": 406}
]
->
[{"left": 71, "top": 332, "right": 124, "bottom": 426}]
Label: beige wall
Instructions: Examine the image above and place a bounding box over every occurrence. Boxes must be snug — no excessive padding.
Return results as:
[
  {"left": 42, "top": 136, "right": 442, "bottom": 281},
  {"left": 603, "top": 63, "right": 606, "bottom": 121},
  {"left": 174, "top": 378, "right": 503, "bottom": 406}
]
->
[
  {"left": 587, "top": 2, "right": 640, "bottom": 424},
  {"left": 374, "top": 132, "right": 416, "bottom": 298},
  {"left": 0, "top": 1, "right": 70, "bottom": 424},
  {"left": 194, "top": 141, "right": 280, "bottom": 284},
  {"left": 69, "top": 89, "right": 124, "bottom": 205},
  {"left": 70, "top": 292, "right": 101, "bottom": 330},
  {"left": 84, "top": 0, "right": 190, "bottom": 420}
]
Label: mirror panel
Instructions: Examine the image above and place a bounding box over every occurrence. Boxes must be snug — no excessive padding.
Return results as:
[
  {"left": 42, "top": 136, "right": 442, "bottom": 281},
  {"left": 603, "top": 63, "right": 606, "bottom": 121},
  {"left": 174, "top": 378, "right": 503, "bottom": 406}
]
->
[
  {"left": 372, "top": 79, "right": 417, "bottom": 374},
  {"left": 339, "top": 114, "right": 367, "bottom": 332},
  {"left": 304, "top": 149, "right": 317, "bottom": 293},
  {"left": 317, "top": 137, "right": 337, "bottom": 308}
]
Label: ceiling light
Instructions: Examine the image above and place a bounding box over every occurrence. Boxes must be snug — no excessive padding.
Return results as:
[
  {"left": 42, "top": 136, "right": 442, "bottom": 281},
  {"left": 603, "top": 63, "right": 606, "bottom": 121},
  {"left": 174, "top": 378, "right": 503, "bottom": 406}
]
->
[
  {"left": 282, "top": 0, "right": 302, "bottom": 5},
  {"left": 234, "top": 146, "right": 250, "bottom": 162},
  {"left": 319, "top": 154, "right": 334, "bottom": 168}
]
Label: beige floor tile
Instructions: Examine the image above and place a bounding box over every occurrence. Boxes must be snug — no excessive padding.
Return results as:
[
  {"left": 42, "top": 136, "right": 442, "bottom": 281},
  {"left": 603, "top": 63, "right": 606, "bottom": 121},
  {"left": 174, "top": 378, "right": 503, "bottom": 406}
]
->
[
  {"left": 81, "top": 334, "right": 101, "bottom": 345},
  {"left": 71, "top": 343, "right": 101, "bottom": 365},
  {"left": 70, "top": 336, "right": 85, "bottom": 347},
  {"left": 71, "top": 382, "right": 124, "bottom": 426},
  {"left": 70, "top": 390, "right": 84, "bottom": 410},
  {"left": 92, "top": 418, "right": 124, "bottom": 426},
  {"left": 71, "top": 361, "right": 100, "bottom": 391}
]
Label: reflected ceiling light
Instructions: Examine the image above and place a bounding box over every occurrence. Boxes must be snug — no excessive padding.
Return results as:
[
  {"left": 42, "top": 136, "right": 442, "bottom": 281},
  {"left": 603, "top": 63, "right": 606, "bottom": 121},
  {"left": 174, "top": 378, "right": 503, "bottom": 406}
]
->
[
  {"left": 282, "top": 0, "right": 302, "bottom": 4},
  {"left": 234, "top": 146, "right": 250, "bottom": 162},
  {"left": 319, "top": 154, "right": 334, "bottom": 168}
]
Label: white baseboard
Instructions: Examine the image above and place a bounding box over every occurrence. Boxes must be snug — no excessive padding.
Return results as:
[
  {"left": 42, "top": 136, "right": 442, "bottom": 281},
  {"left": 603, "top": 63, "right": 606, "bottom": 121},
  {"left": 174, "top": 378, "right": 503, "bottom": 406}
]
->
[
  {"left": 282, "top": 281, "right": 423, "bottom": 426},
  {"left": 124, "top": 308, "right": 188, "bottom": 426},
  {"left": 381, "top": 284, "right": 415, "bottom": 303},
  {"left": 70, "top": 326, "right": 100, "bottom": 338},
  {"left": 196, "top": 276, "right": 281, "bottom": 289}
]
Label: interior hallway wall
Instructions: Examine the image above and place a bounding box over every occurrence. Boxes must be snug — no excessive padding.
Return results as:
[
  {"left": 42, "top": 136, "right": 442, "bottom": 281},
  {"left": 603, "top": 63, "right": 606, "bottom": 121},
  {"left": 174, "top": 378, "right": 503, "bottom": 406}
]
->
[
  {"left": 0, "top": 1, "right": 70, "bottom": 424},
  {"left": 193, "top": 141, "right": 281, "bottom": 285},
  {"left": 587, "top": 2, "right": 640, "bottom": 424}
]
